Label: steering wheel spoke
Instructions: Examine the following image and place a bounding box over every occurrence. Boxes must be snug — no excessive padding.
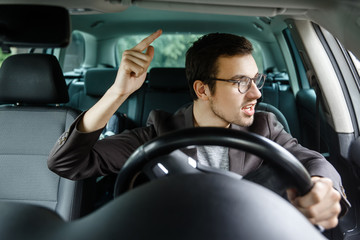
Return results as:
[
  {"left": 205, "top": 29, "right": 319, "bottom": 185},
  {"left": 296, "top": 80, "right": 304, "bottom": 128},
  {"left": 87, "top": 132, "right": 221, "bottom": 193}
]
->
[{"left": 142, "top": 150, "right": 201, "bottom": 179}]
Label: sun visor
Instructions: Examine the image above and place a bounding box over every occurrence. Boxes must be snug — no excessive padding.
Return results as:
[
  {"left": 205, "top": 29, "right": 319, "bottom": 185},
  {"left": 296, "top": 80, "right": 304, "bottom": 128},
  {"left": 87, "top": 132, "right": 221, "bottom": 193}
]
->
[{"left": 0, "top": 5, "right": 70, "bottom": 52}]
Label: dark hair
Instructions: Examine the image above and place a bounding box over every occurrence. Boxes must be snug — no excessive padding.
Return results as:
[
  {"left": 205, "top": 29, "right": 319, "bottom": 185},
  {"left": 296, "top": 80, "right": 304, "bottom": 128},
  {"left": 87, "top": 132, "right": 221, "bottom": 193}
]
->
[{"left": 185, "top": 33, "right": 253, "bottom": 100}]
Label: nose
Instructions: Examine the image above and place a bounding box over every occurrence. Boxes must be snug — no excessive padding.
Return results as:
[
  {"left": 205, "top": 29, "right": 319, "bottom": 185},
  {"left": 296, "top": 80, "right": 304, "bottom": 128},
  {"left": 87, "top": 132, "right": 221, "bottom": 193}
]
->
[{"left": 246, "top": 81, "right": 262, "bottom": 99}]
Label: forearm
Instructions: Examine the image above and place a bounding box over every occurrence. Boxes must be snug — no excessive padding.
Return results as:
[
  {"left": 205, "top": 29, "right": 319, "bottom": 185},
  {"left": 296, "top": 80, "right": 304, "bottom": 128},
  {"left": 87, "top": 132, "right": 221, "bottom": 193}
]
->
[
  {"left": 79, "top": 30, "right": 162, "bottom": 132},
  {"left": 265, "top": 112, "right": 350, "bottom": 214},
  {"left": 78, "top": 86, "right": 130, "bottom": 133},
  {"left": 48, "top": 30, "right": 162, "bottom": 179},
  {"left": 48, "top": 116, "right": 156, "bottom": 180},
  {"left": 47, "top": 112, "right": 105, "bottom": 179}
]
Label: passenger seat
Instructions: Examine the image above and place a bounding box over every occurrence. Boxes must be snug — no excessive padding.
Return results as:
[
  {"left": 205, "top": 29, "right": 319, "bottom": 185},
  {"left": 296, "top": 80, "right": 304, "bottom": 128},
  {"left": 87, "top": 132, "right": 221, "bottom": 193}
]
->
[
  {"left": 0, "top": 54, "right": 83, "bottom": 221},
  {"left": 261, "top": 79, "right": 300, "bottom": 140},
  {"left": 67, "top": 68, "right": 117, "bottom": 112},
  {"left": 141, "top": 67, "right": 192, "bottom": 126},
  {"left": 256, "top": 102, "right": 291, "bottom": 134}
]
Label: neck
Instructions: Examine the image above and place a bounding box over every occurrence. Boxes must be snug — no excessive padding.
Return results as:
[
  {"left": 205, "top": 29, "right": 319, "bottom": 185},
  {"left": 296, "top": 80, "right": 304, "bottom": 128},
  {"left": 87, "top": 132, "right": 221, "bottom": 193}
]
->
[{"left": 193, "top": 100, "right": 230, "bottom": 128}]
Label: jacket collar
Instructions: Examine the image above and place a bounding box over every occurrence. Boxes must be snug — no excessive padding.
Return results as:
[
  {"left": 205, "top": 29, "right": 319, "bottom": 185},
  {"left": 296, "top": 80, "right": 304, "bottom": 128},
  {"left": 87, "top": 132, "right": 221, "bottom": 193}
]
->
[
  {"left": 183, "top": 104, "right": 195, "bottom": 128},
  {"left": 179, "top": 104, "right": 257, "bottom": 174}
]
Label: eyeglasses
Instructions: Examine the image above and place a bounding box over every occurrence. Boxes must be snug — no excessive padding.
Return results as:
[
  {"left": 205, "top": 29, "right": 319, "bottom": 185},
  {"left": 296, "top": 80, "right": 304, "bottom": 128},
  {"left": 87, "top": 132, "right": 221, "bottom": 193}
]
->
[{"left": 209, "top": 73, "right": 266, "bottom": 94}]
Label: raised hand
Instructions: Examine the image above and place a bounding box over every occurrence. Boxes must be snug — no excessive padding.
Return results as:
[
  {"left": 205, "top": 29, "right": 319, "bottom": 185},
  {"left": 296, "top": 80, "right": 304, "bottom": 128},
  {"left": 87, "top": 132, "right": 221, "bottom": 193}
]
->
[
  {"left": 79, "top": 29, "right": 162, "bottom": 133},
  {"left": 112, "top": 29, "right": 162, "bottom": 97}
]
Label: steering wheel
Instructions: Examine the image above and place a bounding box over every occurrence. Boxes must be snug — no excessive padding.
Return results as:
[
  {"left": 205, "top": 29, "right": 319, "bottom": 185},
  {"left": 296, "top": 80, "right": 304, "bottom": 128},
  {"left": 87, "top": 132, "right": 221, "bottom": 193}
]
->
[{"left": 114, "top": 127, "right": 312, "bottom": 197}]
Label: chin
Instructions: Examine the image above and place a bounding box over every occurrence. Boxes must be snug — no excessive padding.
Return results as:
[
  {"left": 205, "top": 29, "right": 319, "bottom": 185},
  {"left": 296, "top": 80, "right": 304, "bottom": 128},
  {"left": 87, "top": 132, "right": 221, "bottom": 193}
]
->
[{"left": 234, "top": 115, "right": 254, "bottom": 127}]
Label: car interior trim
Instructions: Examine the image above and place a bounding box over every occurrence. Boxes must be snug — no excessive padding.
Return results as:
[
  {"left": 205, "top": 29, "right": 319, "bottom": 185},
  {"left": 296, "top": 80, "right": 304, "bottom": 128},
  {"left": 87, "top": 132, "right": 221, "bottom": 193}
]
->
[{"left": 294, "top": 20, "right": 354, "bottom": 133}]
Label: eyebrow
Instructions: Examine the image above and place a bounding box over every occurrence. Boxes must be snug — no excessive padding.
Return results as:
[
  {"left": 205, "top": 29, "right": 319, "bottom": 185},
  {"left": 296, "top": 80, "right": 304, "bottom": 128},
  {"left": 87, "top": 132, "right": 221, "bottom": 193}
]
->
[{"left": 231, "top": 73, "right": 258, "bottom": 79}]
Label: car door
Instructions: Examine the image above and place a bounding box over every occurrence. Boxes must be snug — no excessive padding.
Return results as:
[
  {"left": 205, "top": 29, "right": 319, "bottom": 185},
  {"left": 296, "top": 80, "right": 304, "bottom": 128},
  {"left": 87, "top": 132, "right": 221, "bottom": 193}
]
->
[{"left": 286, "top": 19, "right": 360, "bottom": 240}]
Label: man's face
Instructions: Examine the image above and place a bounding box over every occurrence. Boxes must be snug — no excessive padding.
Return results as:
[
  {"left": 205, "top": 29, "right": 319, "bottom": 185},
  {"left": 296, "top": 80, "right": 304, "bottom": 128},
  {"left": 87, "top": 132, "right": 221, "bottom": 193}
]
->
[{"left": 208, "top": 54, "right": 262, "bottom": 127}]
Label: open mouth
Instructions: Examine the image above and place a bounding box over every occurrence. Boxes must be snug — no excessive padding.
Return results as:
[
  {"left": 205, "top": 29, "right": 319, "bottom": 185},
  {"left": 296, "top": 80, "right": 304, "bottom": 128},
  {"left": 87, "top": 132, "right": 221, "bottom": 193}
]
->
[{"left": 241, "top": 103, "right": 256, "bottom": 116}]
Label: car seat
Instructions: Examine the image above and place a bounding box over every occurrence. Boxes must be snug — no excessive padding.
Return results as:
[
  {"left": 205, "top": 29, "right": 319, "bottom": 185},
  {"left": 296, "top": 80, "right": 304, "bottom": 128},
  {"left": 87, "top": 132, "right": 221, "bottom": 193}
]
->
[
  {"left": 0, "top": 53, "right": 84, "bottom": 221},
  {"left": 142, "top": 67, "right": 193, "bottom": 126},
  {"left": 256, "top": 102, "right": 291, "bottom": 134}
]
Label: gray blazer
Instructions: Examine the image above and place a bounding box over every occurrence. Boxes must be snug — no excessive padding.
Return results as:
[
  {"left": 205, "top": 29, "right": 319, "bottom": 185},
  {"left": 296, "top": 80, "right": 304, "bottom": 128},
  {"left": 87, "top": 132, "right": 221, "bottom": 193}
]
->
[{"left": 48, "top": 105, "right": 349, "bottom": 210}]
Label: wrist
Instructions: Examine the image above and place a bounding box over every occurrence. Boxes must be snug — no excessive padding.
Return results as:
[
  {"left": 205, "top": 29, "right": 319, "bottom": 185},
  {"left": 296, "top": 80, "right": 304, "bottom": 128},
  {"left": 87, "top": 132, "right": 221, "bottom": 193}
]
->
[{"left": 106, "top": 86, "right": 131, "bottom": 101}]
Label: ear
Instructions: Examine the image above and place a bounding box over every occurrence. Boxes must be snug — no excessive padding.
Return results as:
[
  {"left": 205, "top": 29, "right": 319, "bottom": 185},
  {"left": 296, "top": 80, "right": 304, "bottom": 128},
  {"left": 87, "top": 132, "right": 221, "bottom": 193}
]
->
[{"left": 193, "top": 80, "right": 210, "bottom": 100}]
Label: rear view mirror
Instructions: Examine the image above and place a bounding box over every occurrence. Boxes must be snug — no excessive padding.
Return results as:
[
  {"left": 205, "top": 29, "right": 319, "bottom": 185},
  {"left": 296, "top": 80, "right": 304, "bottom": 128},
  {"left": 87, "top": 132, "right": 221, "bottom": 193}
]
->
[{"left": 0, "top": 5, "right": 70, "bottom": 52}]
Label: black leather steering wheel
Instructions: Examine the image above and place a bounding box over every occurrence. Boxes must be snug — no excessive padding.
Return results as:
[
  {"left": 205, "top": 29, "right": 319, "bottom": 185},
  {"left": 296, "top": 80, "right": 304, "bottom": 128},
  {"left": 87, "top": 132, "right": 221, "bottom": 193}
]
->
[{"left": 114, "top": 127, "right": 312, "bottom": 197}]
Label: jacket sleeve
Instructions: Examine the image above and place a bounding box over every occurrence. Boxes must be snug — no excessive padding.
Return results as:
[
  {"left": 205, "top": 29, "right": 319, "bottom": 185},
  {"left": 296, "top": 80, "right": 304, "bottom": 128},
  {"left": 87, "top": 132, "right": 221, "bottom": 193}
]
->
[
  {"left": 47, "top": 112, "right": 156, "bottom": 180},
  {"left": 264, "top": 112, "right": 351, "bottom": 214}
]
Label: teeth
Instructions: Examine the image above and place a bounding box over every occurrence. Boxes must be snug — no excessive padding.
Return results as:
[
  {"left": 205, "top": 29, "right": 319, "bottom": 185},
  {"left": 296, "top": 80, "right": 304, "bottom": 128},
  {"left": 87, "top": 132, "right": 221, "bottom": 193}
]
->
[{"left": 242, "top": 103, "right": 256, "bottom": 112}]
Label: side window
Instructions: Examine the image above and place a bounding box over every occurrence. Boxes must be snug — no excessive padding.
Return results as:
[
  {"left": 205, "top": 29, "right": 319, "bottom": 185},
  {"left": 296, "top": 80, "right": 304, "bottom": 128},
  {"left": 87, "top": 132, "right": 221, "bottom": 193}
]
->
[
  {"left": 349, "top": 51, "right": 360, "bottom": 78},
  {"left": 283, "top": 28, "right": 309, "bottom": 89},
  {"left": 62, "top": 31, "right": 85, "bottom": 73}
]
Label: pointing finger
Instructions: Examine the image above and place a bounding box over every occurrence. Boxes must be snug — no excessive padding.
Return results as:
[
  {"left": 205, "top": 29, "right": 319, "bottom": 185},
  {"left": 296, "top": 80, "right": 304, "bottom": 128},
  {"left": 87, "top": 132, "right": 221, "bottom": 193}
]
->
[{"left": 131, "top": 29, "right": 162, "bottom": 52}]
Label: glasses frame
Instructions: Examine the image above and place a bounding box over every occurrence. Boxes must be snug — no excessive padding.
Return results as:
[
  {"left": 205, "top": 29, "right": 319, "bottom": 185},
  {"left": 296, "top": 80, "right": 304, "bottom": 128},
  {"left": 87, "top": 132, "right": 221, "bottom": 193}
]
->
[{"left": 209, "top": 73, "right": 266, "bottom": 94}]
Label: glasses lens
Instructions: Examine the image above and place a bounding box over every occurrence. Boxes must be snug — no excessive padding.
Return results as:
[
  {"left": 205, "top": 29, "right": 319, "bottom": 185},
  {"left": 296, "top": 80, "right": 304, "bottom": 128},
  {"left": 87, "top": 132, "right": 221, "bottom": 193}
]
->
[
  {"left": 256, "top": 74, "right": 266, "bottom": 89},
  {"left": 238, "top": 78, "right": 251, "bottom": 93},
  {"left": 237, "top": 74, "right": 266, "bottom": 93}
]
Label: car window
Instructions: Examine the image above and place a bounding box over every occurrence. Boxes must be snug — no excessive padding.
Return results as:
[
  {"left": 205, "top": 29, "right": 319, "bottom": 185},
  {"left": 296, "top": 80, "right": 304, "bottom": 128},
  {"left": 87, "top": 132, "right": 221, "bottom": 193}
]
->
[
  {"left": 0, "top": 51, "right": 11, "bottom": 67},
  {"left": 0, "top": 47, "right": 45, "bottom": 66},
  {"left": 116, "top": 33, "right": 201, "bottom": 69},
  {"left": 349, "top": 51, "right": 360, "bottom": 78},
  {"left": 62, "top": 31, "right": 85, "bottom": 73},
  {"left": 116, "top": 33, "right": 264, "bottom": 73}
]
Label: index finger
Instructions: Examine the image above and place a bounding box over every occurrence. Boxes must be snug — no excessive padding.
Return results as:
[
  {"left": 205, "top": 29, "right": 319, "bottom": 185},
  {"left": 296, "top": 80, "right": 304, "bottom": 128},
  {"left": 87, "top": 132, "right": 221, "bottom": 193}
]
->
[{"left": 132, "top": 29, "right": 162, "bottom": 52}]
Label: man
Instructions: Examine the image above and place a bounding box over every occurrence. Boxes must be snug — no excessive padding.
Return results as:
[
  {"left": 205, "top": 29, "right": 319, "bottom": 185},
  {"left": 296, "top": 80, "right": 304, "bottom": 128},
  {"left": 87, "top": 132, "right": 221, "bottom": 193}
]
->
[{"left": 48, "top": 30, "right": 348, "bottom": 229}]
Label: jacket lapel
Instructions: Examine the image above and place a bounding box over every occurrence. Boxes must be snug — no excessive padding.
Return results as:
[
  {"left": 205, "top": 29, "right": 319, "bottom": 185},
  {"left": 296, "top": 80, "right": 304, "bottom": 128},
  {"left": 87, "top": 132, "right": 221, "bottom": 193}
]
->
[
  {"left": 229, "top": 124, "right": 263, "bottom": 176},
  {"left": 158, "top": 104, "right": 263, "bottom": 175},
  {"left": 228, "top": 124, "right": 246, "bottom": 175}
]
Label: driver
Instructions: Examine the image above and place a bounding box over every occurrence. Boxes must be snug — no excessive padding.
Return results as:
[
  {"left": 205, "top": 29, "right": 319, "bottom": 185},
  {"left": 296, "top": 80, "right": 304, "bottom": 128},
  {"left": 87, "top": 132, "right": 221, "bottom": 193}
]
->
[{"left": 48, "top": 30, "right": 350, "bottom": 229}]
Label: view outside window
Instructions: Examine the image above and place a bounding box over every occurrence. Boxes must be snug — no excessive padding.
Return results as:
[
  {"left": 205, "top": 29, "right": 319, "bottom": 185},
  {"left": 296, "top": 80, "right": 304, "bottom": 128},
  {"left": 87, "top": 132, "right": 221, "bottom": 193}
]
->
[
  {"left": 0, "top": 31, "right": 86, "bottom": 73},
  {"left": 117, "top": 33, "right": 264, "bottom": 72},
  {"left": 0, "top": 52, "right": 11, "bottom": 67},
  {"left": 349, "top": 51, "right": 360, "bottom": 77},
  {"left": 117, "top": 33, "right": 201, "bottom": 69},
  {"left": 62, "top": 31, "right": 85, "bottom": 73},
  {"left": 0, "top": 48, "right": 40, "bottom": 66}
]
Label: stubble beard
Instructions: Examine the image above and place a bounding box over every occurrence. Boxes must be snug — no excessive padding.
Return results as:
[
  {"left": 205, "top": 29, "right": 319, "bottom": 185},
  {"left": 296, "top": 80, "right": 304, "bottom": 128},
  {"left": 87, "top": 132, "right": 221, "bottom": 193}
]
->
[{"left": 209, "top": 99, "right": 255, "bottom": 127}]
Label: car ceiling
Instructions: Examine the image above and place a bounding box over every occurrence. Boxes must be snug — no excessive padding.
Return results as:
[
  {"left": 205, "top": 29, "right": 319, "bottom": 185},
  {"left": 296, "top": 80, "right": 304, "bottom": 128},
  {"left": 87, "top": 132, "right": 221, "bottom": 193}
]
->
[
  {"left": 0, "top": 0, "right": 334, "bottom": 13},
  {"left": 71, "top": 7, "right": 281, "bottom": 43},
  {"left": 1, "top": 0, "right": 360, "bottom": 57}
]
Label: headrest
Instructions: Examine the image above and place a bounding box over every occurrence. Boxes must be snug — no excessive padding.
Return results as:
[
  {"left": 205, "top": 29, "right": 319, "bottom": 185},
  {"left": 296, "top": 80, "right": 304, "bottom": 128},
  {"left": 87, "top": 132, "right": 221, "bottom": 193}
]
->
[
  {"left": 84, "top": 68, "right": 117, "bottom": 97},
  {"left": 148, "top": 68, "right": 188, "bottom": 90},
  {"left": 256, "top": 102, "right": 291, "bottom": 134},
  {"left": 0, "top": 54, "right": 69, "bottom": 104}
]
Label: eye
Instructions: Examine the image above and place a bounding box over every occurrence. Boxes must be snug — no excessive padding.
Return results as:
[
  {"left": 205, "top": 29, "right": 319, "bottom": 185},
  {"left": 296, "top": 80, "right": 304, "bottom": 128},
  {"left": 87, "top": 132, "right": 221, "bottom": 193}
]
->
[
  {"left": 235, "top": 76, "right": 250, "bottom": 85},
  {"left": 239, "top": 81, "right": 248, "bottom": 86}
]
